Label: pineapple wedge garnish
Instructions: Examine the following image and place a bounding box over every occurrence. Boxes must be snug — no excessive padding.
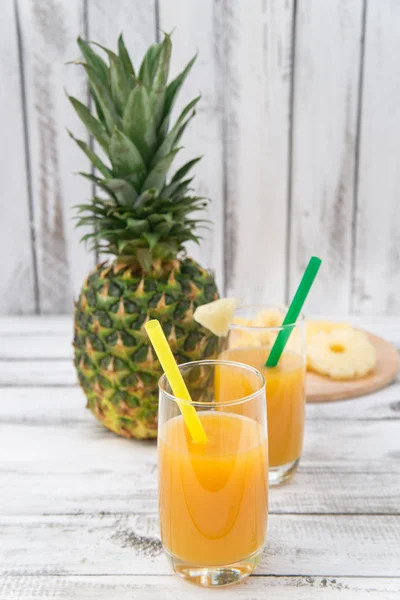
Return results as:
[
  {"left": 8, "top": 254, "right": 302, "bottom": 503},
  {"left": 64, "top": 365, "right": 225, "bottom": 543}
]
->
[{"left": 194, "top": 298, "right": 239, "bottom": 337}]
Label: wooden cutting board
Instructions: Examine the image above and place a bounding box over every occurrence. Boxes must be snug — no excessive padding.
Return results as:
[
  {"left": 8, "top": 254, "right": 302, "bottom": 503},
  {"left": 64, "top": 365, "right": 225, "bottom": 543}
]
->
[{"left": 306, "top": 331, "right": 399, "bottom": 403}]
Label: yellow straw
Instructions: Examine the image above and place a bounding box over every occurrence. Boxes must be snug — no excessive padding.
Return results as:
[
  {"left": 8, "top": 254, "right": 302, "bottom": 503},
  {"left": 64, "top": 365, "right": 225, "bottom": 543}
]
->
[{"left": 145, "top": 319, "right": 208, "bottom": 444}]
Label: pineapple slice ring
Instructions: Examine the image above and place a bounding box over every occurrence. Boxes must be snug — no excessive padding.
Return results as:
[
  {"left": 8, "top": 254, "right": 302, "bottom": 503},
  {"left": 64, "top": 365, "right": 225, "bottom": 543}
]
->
[
  {"left": 306, "top": 319, "right": 352, "bottom": 343},
  {"left": 307, "top": 328, "right": 377, "bottom": 380},
  {"left": 252, "top": 308, "right": 284, "bottom": 328},
  {"left": 305, "top": 319, "right": 353, "bottom": 369},
  {"left": 194, "top": 298, "right": 239, "bottom": 337}
]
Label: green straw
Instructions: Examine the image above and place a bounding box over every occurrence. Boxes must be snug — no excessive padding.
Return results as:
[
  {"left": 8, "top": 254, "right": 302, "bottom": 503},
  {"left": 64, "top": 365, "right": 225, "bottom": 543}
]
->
[{"left": 266, "top": 256, "right": 322, "bottom": 368}]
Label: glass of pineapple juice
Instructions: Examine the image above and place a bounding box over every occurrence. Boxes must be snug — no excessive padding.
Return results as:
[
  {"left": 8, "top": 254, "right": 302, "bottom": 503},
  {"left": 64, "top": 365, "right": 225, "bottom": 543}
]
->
[
  {"left": 158, "top": 359, "right": 268, "bottom": 587},
  {"left": 220, "top": 305, "right": 306, "bottom": 486}
]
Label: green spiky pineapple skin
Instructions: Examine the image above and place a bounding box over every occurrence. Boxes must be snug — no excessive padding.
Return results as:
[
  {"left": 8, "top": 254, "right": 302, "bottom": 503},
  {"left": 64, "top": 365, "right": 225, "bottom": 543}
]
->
[{"left": 74, "top": 258, "right": 219, "bottom": 439}]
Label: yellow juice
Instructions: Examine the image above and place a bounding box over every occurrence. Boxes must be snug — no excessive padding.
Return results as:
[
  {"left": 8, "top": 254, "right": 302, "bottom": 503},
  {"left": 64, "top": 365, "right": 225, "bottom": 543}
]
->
[
  {"left": 220, "top": 347, "right": 305, "bottom": 468},
  {"left": 158, "top": 412, "right": 268, "bottom": 566}
]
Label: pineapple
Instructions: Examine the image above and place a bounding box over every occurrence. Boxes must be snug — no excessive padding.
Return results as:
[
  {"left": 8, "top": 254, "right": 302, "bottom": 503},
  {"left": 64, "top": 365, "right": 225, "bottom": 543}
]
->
[
  {"left": 307, "top": 328, "right": 376, "bottom": 380},
  {"left": 252, "top": 308, "right": 284, "bottom": 328},
  {"left": 193, "top": 298, "right": 238, "bottom": 337},
  {"left": 232, "top": 307, "right": 284, "bottom": 348},
  {"left": 305, "top": 319, "right": 352, "bottom": 344},
  {"left": 69, "top": 33, "right": 219, "bottom": 439}
]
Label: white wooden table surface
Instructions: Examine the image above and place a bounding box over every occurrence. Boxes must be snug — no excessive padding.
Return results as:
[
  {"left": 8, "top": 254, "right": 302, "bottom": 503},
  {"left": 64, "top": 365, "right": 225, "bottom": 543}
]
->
[{"left": 1, "top": 316, "right": 399, "bottom": 600}]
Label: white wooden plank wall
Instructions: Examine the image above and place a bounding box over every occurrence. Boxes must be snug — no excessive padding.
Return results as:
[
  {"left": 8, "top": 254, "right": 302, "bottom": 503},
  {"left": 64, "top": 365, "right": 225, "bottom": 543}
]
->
[
  {"left": 158, "top": 0, "right": 225, "bottom": 291},
  {"left": 17, "top": 0, "right": 95, "bottom": 313},
  {"left": 221, "top": 0, "right": 293, "bottom": 305},
  {"left": 2, "top": 0, "right": 400, "bottom": 315},
  {"left": 0, "top": 0, "right": 35, "bottom": 314},
  {"left": 353, "top": 0, "right": 400, "bottom": 315},
  {"left": 289, "top": 0, "right": 364, "bottom": 313},
  {"left": 88, "top": 0, "right": 156, "bottom": 57}
]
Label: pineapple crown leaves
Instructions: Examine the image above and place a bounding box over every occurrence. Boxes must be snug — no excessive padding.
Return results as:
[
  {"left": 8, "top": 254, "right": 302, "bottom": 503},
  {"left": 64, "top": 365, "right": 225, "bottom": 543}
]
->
[{"left": 68, "top": 33, "right": 207, "bottom": 271}]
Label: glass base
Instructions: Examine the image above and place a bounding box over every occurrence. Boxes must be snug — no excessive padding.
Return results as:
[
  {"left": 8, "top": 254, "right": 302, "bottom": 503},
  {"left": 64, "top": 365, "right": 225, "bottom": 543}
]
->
[
  {"left": 269, "top": 457, "right": 300, "bottom": 486},
  {"left": 165, "top": 547, "right": 263, "bottom": 587}
]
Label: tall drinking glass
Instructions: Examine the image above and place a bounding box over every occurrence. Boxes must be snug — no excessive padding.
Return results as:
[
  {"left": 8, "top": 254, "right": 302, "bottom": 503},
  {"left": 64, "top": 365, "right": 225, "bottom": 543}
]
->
[
  {"left": 220, "top": 305, "right": 306, "bottom": 485},
  {"left": 158, "top": 359, "right": 268, "bottom": 587}
]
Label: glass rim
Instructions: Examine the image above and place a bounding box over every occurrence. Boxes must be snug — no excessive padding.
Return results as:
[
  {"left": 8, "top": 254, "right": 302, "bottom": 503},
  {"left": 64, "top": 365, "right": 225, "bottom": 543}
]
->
[
  {"left": 231, "top": 304, "right": 305, "bottom": 331},
  {"left": 158, "top": 359, "right": 266, "bottom": 408}
]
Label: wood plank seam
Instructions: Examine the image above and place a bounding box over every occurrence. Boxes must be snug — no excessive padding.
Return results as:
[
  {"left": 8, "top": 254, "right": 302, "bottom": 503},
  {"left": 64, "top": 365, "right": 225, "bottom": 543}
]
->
[
  {"left": 154, "top": 0, "right": 160, "bottom": 43},
  {"left": 14, "top": 0, "right": 40, "bottom": 314},
  {"left": 285, "top": 0, "right": 298, "bottom": 304},
  {"left": 350, "top": 0, "right": 368, "bottom": 313},
  {"left": 220, "top": 0, "right": 235, "bottom": 296},
  {"left": 83, "top": 0, "right": 98, "bottom": 265}
]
